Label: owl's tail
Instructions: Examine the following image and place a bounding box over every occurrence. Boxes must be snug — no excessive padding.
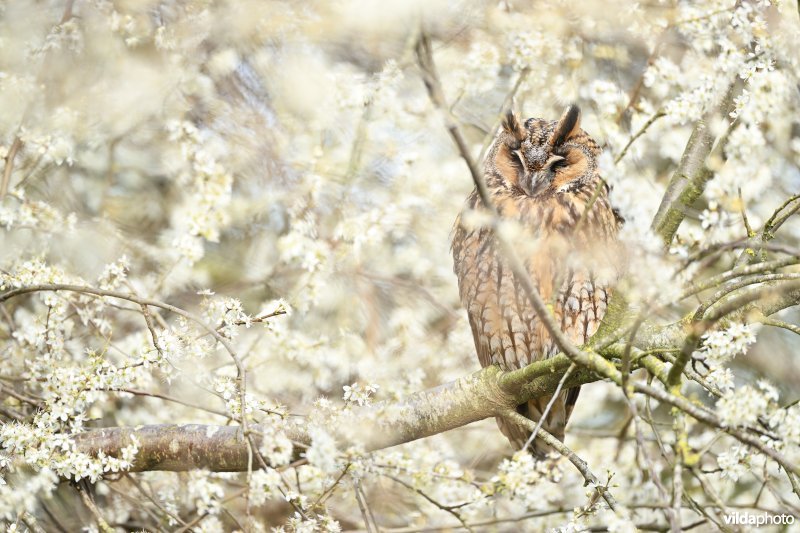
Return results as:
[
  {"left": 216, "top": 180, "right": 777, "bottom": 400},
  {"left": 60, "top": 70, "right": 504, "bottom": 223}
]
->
[{"left": 497, "top": 386, "right": 581, "bottom": 458}]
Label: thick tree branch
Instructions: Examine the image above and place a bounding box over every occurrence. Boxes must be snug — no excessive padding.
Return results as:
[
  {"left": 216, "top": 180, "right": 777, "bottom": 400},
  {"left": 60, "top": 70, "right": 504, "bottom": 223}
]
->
[
  {"left": 650, "top": 84, "right": 737, "bottom": 246},
  {"left": 74, "top": 424, "right": 306, "bottom": 473},
  {"left": 70, "top": 365, "right": 531, "bottom": 472}
]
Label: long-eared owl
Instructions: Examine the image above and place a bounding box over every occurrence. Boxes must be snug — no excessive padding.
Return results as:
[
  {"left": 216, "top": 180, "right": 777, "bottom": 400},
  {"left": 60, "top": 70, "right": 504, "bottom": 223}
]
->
[{"left": 451, "top": 105, "right": 622, "bottom": 456}]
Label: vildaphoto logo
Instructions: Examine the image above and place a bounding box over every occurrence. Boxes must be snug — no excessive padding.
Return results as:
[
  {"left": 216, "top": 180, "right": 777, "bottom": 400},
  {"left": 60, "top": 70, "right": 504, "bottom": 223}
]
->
[{"left": 723, "top": 512, "right": 795, "bottom": 527}]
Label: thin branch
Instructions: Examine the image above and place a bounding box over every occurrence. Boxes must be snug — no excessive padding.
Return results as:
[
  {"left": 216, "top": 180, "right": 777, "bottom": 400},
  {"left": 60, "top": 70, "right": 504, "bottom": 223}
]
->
[
  {"left": 670, "top": 415, "right": 686, "bottom": 533},
  {"left": 740, "top": 193, "right": 800, "bottom": 265},
  {"left": 692, "top": 273, "right": 800, "bottom": 320},
  {"left": 521, "top": 363, "right": 575, "bottom": 452},
  {"left": 614, "top": 110, "right": 666, "bottom": 164},
  {"left": 680, "top": 256, "right": 800, "bottom": 299},
  {"left": 123, "top": 473, "right": 187, "bottom": 527},
  {"left": 738, "top": 187, "right": 754, "bottom": 237},
  {"left": 478, "top": 68, "right": 530, "bottom": 164},
  {"left": 759, "top": 316, "right": 800, "bottom": 336},
  {"left": 503, "top": 410, "right": 619, "bottom": 512},
  {"left": 383, "top": 474, "right": 475, "bottom": 532},
  {"left": 0, "top": 136, "right": 22, "bottom": 200},
  {"left": 0, "top": 382, "right": 43, "bottom": 408},
  {"left": 101, "top": 387, "right": 230, "bottom": 419},
  {"left": 77, "top": 484, "right": 114, "bottom": 533},
  {"left": 312, "top": 464, "right": 351, "bottom": 508},
  {"left": 762, "top": 193, "right": 800, "bottom": 241},
  {"left": 415, "top": 34, "right": 484, "bottom": 202},
  {"left": 174, "top": 488, "right": 247, "bottom": 533},
  {"left": 60, "top": 0, "right": 76, "bottom": 24},
  {"left": 352, "top": 479, "right": 377, "bottom": 533}
]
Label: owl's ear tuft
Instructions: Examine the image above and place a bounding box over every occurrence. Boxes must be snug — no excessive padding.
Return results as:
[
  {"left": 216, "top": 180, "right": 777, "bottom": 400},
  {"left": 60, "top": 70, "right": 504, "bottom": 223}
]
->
[
  {"left": 502, "top": 110, "right": 526, "bottom": 149},
  {"left": 551, "top": 104, "right": 581, "bottom": 147}
]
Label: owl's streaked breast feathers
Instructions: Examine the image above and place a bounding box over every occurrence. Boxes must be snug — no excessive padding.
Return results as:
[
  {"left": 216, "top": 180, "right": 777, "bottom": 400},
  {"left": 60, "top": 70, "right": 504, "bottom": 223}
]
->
[{"left": 451, "top": 105, "right": 622, "bottom": 455}]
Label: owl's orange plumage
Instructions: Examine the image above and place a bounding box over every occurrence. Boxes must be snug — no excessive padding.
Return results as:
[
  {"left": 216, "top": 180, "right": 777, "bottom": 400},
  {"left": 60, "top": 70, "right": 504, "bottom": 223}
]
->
[{"left": 452, "top": 105, "right": 621, "bottom": 455}]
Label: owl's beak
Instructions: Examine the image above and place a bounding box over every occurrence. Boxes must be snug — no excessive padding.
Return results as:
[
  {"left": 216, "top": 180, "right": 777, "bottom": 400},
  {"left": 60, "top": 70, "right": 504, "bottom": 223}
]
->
[{"left": 525, "top": 155, "right": 566, "bottom": 196}]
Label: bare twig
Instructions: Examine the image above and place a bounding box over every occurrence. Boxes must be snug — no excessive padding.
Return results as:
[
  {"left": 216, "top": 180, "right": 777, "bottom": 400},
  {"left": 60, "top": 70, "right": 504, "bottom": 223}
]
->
[
  {"left": 0, "top": 136, "right": 22, "bottom": 200},
  {"left": 503, "top": 410, "right": 619, "bottom": 512},
  {"left": 77, "top": 484, "right": 114, "bottom": 533},
  {"left": 692, "top": 273, "right": 800, "bottom": 320},
  {"left": 614, "top": 110, "right": 666, "bottom": 164},
  {"left": 123, "top": 473, "right": 187, "bottom": 527},
  {"left": 680, "top": 256, "right": 800, "bottom": 299},
  {"left": 174, "top": 488, "right": 247, "bottom": 533},
  {"left": 478, "top": 68, "right": 531, "bottom": 164},
  {"left": 383, "top": 474, "right": 475, "bottom": 532},
  {"left": 521, "top": 363, "right": 576, "bottom": 452},
  {"left": 758, "top": 316, "right": 800, "bottom": 336},
  {"left": 101, "top": 387, "right": 230, "bottom": 419},
  {"left": 352, "top": 479, "right": 377, "bottom": 533}
]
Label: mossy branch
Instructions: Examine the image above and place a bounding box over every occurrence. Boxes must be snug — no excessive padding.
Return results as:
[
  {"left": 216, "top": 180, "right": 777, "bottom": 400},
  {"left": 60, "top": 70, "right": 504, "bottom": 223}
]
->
[{"left": 650, "top": 84, "right": 737, "bottom": 246}]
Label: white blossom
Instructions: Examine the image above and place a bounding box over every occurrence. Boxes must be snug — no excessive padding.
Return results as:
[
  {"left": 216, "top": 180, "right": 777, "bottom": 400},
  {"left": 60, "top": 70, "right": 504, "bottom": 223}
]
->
[{"left": 342, "top": 383, "right": 379, "bottom": 406}]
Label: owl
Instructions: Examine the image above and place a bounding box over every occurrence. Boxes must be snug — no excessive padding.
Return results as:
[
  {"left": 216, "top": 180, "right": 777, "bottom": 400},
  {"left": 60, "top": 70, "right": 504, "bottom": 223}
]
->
[{"left": 451, "top": 104, "right": 622, "bottom": 456}]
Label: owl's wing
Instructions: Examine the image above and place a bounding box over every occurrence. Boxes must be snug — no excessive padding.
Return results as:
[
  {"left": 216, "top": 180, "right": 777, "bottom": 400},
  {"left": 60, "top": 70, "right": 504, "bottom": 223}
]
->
[
  {"left": 451, "top": 200, "right": 499, "bottom": 369},
  {"left": 564, "top": 385, "right": 581, "bottom": 423},
  {"left": 467, "top": 312, "right": 493, "bottom": 368}
]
